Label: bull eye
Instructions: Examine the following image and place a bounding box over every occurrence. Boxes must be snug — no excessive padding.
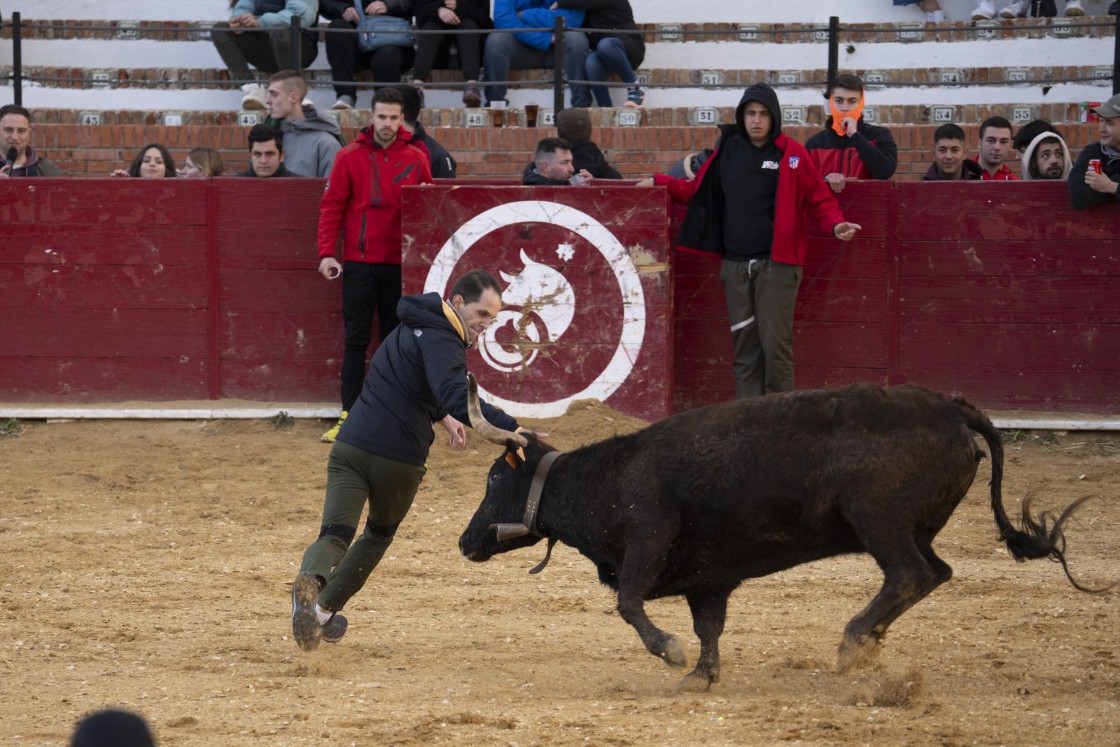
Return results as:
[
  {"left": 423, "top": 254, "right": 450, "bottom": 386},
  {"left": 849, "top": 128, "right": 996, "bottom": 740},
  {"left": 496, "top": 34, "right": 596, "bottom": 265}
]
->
[{"left": 488, "top": 472, "right": 499, "bottom": 484}]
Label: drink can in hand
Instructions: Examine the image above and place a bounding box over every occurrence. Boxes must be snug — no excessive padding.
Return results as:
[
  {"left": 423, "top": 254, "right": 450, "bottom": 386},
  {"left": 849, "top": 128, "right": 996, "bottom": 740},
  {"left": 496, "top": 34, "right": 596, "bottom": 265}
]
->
[{"left": 1089, "top": 159, "right": 1102, "bottom": 175}]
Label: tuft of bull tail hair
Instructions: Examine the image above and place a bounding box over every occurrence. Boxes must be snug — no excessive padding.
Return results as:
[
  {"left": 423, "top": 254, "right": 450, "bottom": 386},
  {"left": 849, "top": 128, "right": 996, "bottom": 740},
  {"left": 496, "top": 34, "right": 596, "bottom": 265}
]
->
[{"left": 958, "top": 399, "right": 1117, "bottom": 595}]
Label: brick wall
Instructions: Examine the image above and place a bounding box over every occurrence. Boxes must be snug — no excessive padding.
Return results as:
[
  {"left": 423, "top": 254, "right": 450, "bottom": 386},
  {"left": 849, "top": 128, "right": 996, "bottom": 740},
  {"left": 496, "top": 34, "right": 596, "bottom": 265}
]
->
[{"left": 30, "top": 121, "right": 1100, "bottom": 180}]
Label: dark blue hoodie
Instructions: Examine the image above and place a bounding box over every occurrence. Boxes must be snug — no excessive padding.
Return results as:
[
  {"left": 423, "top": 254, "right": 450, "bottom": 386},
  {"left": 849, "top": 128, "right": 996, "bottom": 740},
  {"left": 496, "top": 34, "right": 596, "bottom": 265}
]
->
[{"left": 338, "top": 292, "right": 519, "bottom": 466}]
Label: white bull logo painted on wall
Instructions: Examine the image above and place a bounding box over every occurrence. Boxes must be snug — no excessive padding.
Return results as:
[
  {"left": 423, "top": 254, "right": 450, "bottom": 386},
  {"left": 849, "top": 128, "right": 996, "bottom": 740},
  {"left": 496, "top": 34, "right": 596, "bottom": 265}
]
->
[{"left": 478, "top": 248, "right": 575, "bottom": 373}]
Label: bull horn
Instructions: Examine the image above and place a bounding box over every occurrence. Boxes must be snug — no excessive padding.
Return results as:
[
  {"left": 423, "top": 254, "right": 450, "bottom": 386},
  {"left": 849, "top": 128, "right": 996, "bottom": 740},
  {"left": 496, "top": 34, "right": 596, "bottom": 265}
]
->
[{"left": 467, "top": 373, "right": 528, "bottom": 447}]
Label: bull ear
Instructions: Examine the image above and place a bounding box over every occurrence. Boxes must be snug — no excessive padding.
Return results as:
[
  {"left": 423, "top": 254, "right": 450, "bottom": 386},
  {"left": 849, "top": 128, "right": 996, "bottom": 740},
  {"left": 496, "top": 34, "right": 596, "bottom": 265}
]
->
[{"left": 503, "top": 445, "right": 527, "bottom": 469}]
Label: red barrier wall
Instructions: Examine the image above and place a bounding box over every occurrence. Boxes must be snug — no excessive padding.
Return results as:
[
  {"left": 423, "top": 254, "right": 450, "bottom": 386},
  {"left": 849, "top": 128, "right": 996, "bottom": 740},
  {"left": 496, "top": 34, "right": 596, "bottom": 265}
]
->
[{"left": 2, "top": 179, "right": 1118, "bottom": 417}]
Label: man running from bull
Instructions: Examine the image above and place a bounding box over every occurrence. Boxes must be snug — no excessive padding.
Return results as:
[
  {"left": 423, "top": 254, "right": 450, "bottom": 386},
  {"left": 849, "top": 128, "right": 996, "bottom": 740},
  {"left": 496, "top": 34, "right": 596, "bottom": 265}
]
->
[{"left": 290, "top": 269, "right": 537, "bottom": 650}]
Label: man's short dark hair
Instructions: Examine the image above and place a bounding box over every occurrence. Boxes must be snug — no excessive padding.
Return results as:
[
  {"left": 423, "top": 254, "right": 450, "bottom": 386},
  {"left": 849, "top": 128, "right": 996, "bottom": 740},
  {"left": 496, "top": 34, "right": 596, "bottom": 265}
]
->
[
  {"left": 0, "top": 104, "right": 31, "bottom": 121},
  {"left": 933, "top": 123, "right": 966, "bottom": 144},
  {"left": 450, "top": 269, "right": 502, "bottom": 305},
  {"left": 979, "top": 115, "right": 1013, "bottom": 140},
  {"left": 390, "top": 84, "right": 423, "bottom": 125},
  {"left": 373, "top": 87, "right": 405, "bottom": 109},
  {"left": 827, "top": 74, "right": 864, "bottom": 96},
  {"left": 268, "top": 69, "right": 308, "bottom": 98},
  {"left": 534, "top": 137, "right": 572, "bottom": 162},
  {"left": 247, "top": 124, "right": 283, "bottom": 152},
  {"left": 556, "top": 108, "right": 592, "bottom": 145},
  {"left": 1013, "top": 119, "right": 1060, "bottom": 152}
]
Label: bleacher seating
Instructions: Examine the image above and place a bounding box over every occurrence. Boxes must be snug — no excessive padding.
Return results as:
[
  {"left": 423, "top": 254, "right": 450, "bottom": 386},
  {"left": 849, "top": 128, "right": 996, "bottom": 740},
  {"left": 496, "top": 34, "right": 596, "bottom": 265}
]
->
[{"left": 0, "top": 0, "right": 1114, "bottom": 177}]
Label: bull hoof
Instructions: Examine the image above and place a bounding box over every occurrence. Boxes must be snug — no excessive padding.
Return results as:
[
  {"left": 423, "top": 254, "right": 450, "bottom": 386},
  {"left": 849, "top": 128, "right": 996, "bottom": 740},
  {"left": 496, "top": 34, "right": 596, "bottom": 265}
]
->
[
  {"left": 658, "top": 634, "right": 687, "bottom": 668},
  {"left": 677, "top": 669, "right": 716, "bottom": 693},
  {"left": 836, "top": 635, "right": 882, "bottom": 673}
]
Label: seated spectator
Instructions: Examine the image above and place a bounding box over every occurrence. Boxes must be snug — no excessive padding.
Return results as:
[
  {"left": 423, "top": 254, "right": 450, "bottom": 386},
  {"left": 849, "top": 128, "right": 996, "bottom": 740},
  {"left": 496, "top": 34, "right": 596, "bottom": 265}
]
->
[
  {"left": 0, "top": 104, "right": 64, "bottom": 177},
  {"left": 1014, "top": 120, "right": 1071, "bottom": 181},
  {"left": 894, "top": 0, "right": 946, "bottom": 22},
  {"left": 322, "top": 0, "right": 416, "bottom": 111},
  {"left": 212, "top": 0, "right": 320, "bottom": 111},
  {"left": 1069, "top": 95, "right": 1120, "bottom": 210},
  {"left": 556, "top": 107, "right": 620, "bottom": 179},
  {"left": 392, "top": 84, "right": 457, "bottom": 177},
  {"left": 265, "top": 70, "right": 343, "bottom": 177},
  {"left": 805, "top": 73, "right": 898, "bottom": 193},
  {"left": 522, "top": 136, "right": 590, "bottom": 185},
  {"left": 238, "top": 124, "right": 305, "bottom": 177},
  {"left": 976, "top": 116, "right": 1017, "bottom": 181},
  {"left": 411, "top": 0, "right": 491, "bottom": 107},
  {"left": 70, "top": 709, "right": 155, "bottom": 747},
  {"left": 112, "top": 144, "right": 176, "bottom": 178},
  {"left": 923, "top": 123, "right": 982, "bottom": 181},
  {"left": 554, "top": 0, "right": 645, "bottom": 107},
  {"left": 484, "top": 0, "right": 591, "bottom": 108},
  {"left": 972, "top": 0, "right": 1083, "bottom": 18},
  {"left": 180, "top": 147, "right": 226, "bottom": 177}
]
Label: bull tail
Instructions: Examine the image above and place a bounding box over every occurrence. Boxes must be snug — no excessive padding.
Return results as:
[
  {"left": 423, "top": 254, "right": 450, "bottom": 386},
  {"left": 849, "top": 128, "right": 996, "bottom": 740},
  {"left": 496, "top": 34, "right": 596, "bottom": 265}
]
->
[{"left": 958, "top": 398, "right": 1115, "bottom": 594}]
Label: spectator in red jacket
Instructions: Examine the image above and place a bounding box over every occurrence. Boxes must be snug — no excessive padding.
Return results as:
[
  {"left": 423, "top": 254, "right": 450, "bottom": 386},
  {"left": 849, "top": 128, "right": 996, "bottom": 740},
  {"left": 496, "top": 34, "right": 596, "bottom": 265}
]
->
[
  {"left": 645, "top": 84, "right": 861, "bottom": 398},
  {"left": 317, "top": 86, "right": 434, "bottom": 442},
  {"left": 976, "top": 116, "right": 1017, "bottom": 181},
  {"left": 805, "top": 73, "right": 897, "bottom": 193}
]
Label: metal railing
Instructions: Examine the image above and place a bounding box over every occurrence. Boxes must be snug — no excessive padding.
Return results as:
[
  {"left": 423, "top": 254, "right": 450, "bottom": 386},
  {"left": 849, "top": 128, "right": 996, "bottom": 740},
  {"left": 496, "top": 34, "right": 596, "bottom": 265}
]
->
[{"left": 1, "top": 12, "right": 1117, "bottom": 110}]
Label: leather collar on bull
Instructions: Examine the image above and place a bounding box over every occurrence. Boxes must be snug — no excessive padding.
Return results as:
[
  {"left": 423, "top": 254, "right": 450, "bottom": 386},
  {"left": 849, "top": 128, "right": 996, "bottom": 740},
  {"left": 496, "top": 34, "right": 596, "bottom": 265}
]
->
[{"left": 491, "top": 450, "right": 562, "bottom": 575}]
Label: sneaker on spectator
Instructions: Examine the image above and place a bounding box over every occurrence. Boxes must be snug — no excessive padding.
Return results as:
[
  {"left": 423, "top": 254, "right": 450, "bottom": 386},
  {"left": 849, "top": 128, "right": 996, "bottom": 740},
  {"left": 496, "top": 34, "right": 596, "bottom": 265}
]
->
[
  {"left": 291, "top": 573, "right": 322, "bottom": 652},
  {"left": 331, "top": 95, "right": 355, "bottom": 111},
  {"left": 927, "top": 9, "right": 947, "bottom": 20},
  {"left": 321, "top": 613, "right": 348, "bottom": 644},
  {"left": 998, "top": 0, "right": 1028, "bottom": 17},
  {"left": 624, "top": 85, "right": 645, "bottom": 107},
  {"left": 971, "top": 0, "right": 997, "bottom": 18},
  {"left": 463, "top": 83, "right": 482, "bottom": 108},
  {"left": 240, "top": 83, "right": 267, "bottom": 111},
  {"left": 321, "top": 410, "right": 347, "bottom": 443},
  {"left": 1064, "top": 0, "right": 1084, "bottom": 15}
]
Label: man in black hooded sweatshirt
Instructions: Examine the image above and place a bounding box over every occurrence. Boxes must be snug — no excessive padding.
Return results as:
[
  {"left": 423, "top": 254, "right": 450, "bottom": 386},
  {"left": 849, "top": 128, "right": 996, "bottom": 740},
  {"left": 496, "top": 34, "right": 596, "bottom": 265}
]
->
[
  {"left": 652, "top": 84, "right": 860, "bottom": 397},
  {"left": 290, "top": 269, "right": 529, "bottom": 651}
]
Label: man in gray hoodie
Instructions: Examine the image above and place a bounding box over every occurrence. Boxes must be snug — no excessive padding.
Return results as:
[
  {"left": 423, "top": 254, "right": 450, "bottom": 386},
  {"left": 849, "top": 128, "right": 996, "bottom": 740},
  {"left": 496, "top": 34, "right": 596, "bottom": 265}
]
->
[
  {"left": 265, "top": 70, "right": 343, "bottom": 178},
  {"left": 1014, "top": 119, "right": 1072, "bottom": 181}
]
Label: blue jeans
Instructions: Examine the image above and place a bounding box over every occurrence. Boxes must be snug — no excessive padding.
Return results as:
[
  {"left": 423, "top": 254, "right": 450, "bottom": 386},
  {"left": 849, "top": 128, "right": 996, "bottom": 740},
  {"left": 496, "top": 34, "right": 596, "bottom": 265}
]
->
[
  {"left": 483, "top": 30, "right": 591, "bottom": 107},
  {"left": 585, "top": 36, "right": 637, "bottom": 107}
]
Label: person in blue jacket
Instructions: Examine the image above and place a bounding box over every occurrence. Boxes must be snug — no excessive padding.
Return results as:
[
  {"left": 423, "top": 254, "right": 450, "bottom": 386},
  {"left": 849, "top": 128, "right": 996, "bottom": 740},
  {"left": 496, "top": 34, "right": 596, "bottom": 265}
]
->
[
  {"left": 290, "top": 270, "right": 533, "bottom": 651},
  {"left": 483, "top": 0, "right": 591, "bottom": 107}
]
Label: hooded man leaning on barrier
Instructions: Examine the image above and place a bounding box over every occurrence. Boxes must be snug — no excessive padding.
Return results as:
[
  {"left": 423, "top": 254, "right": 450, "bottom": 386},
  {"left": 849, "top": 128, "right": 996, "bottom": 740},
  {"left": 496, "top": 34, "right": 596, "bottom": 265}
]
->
[{"left": 1014, "top": 119, "right": 1072, "bottom": 181}]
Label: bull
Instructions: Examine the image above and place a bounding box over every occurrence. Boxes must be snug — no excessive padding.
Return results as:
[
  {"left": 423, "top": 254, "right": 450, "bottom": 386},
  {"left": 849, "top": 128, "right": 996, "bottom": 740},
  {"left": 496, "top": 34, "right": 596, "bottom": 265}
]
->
[{"left": 459, "top": 375, "right": 1109, "bottom": 691}]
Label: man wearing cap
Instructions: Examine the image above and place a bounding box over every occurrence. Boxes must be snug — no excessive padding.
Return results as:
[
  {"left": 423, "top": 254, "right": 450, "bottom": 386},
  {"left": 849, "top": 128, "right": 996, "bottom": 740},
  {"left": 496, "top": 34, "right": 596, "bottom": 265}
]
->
[
  {"left": 1069, "top": 95, "right": 1120, "bottom": 209},
  {"left": 0, "top": 104, "right": 64, "bottom": 177}
]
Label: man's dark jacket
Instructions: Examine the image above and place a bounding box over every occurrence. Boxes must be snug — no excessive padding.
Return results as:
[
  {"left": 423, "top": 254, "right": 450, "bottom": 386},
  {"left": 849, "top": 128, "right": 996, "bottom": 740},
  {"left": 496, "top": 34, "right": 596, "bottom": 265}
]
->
[{"left": 338, "top": 292, "right": 518, "bottom": 466}]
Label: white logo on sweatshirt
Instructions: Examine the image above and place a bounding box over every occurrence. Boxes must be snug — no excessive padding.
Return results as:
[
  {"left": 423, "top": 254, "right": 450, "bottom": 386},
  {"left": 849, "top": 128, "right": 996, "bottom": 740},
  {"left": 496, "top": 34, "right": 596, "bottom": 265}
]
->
[{"left": 762, "top": 160, "right": 780, "bottom": 170}]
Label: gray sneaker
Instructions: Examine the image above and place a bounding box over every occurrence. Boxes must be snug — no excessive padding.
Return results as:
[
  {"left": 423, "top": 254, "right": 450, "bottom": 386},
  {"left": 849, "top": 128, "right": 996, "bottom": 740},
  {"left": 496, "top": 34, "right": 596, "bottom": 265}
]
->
[
  {"left": 291, "top": 573, "right": 322, "bottom": 652},
  {"left": 321, "top": 613, "right": 348, "bottom": 644}
]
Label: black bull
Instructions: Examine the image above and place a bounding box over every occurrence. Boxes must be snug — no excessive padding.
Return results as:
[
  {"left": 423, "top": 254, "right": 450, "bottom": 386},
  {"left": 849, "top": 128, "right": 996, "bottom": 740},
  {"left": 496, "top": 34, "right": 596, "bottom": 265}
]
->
[{"left": 459, "top": 379, "right": 1106, "bottom": 691}]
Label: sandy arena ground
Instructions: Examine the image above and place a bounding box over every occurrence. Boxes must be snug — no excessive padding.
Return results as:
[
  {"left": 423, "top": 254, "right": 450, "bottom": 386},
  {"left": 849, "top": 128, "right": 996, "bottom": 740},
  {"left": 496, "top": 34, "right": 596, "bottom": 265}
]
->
[{"left": 0, "top": 402, "right": 1117, "bottom": 746}]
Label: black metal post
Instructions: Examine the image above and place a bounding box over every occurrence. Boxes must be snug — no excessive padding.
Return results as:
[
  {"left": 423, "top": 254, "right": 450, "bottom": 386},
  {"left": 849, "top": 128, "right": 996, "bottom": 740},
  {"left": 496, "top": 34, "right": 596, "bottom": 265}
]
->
[
  {"left": 827, "top": 16, "right": 839, "bottom": 95},
  {"left": 13, "top": 12, "right": 23, "bottom": 106},
  {"left": 553, "top": 17, "right": 565, "bottom": 115},
  {"left": 290, "top": 16, "right": 301, "bottom": 71},
  {"left": 1114, "top": 11, "right": 1120, "bottom": 95}
]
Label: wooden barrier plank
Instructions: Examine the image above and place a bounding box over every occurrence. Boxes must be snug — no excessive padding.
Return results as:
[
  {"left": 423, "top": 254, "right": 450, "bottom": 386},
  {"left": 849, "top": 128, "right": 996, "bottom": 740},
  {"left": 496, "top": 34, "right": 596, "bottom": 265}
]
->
[
  {"left": 220, "top": 312, "right": 342, "bottom": 361},
  {"left": 3, "top": 310, "right": 208, "bottom": 358},
  {"left": 0, "top": 178, "right": 208, "bottom": 225},
  {"left": 219, "top": 360, "right": 339, "bottom": 401},
  {"left": 0, "top": 357, "right": 209, "bottom": 401},
  {"left": 897, "top": 277, "right": 1120, "bottom": 324},
  {"left": 898, "top": 240, "right": 1120, "bottom": 278},
  {"left": 0, "top": 265, "right": 207, "bottom": 311}
]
